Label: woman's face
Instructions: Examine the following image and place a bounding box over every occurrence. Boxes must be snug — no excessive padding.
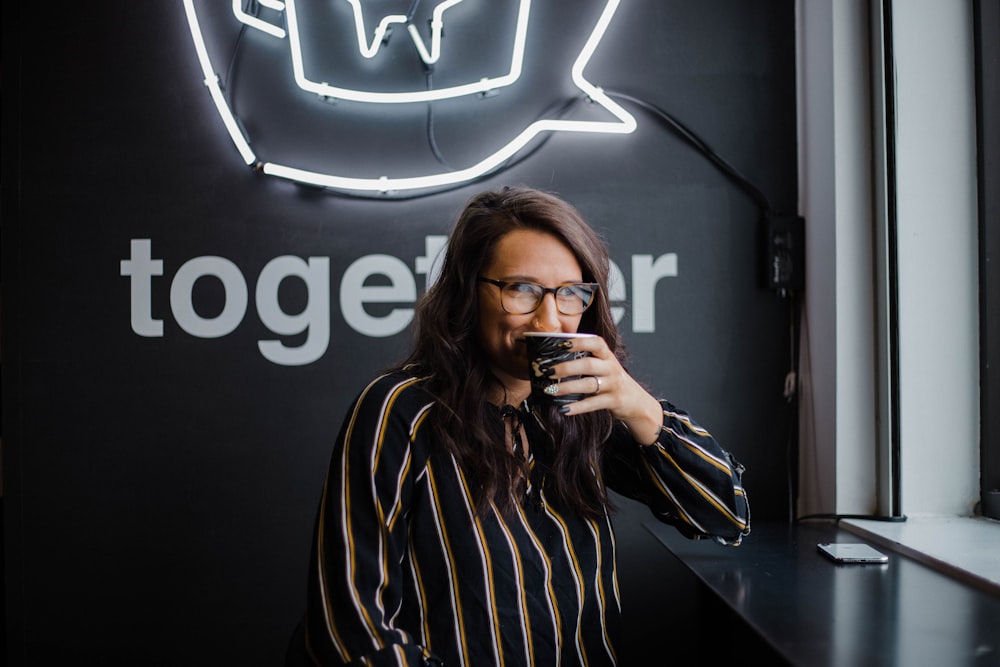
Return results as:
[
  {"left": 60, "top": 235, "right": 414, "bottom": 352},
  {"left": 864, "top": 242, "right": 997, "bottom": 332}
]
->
[{"left": 477, "top": 228, "right": 584, "bottom": 389}]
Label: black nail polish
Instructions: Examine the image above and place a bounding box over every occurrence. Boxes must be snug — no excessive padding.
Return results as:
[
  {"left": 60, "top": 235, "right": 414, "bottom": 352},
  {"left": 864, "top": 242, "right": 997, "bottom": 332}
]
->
[{"left": 558, "top": 406, "right": 571, "bottom": 415}]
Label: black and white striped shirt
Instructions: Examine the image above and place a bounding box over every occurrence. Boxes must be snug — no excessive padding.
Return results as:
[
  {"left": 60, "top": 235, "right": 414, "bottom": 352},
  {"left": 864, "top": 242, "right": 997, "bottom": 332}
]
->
[{"left": 303, "top": 370, "right": 749, "bottom": 666}]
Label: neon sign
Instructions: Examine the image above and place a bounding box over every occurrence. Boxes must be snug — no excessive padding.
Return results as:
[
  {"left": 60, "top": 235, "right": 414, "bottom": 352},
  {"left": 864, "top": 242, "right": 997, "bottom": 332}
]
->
[{"left": 182, "top": 0, "right": 637, "bottom": 194}]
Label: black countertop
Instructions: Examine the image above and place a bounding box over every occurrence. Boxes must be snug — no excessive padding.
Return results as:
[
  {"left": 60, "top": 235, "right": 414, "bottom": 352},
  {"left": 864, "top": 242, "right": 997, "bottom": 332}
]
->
[{"left": 645, "top": 520, "right": 1000, "bottom": 666}]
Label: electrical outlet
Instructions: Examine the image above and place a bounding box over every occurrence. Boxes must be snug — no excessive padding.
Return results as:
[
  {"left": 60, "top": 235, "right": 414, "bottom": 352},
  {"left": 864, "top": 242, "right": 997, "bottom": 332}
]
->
[{"left": 760, "top": 215, "right": 805, "bottom": 293}]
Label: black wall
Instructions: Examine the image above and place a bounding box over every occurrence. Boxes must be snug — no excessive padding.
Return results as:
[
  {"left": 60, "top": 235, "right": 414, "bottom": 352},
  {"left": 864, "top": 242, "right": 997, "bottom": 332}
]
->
[{"left": 3, "top": 1, "right": 798, "bottom": 663}]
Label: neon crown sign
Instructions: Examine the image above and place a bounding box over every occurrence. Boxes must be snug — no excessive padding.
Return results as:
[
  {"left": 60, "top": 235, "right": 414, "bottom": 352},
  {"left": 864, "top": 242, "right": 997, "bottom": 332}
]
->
[{"left": 182, "top": 0, "right": 637, "bottom": 194}]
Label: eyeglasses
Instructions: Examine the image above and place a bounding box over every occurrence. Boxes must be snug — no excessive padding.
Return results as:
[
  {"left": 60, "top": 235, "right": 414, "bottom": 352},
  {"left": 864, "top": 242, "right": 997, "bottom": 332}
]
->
[{"left": 478, "top": 277, "right": 599, "bottom": 315}]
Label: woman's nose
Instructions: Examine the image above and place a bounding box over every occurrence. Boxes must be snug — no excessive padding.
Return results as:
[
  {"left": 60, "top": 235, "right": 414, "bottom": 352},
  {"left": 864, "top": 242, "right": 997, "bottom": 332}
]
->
[{"left": 532, "top": 293, "right": 562, "bottom": 331}]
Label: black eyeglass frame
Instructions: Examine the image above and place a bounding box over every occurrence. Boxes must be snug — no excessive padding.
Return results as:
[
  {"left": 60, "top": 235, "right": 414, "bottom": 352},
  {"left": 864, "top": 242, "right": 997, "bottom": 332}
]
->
[{"left": 477, "top": 277, "right": 600, "bottom": 315}]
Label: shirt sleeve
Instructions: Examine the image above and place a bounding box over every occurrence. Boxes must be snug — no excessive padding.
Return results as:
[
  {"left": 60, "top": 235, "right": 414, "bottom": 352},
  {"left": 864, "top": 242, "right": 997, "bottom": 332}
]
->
[
  {"left": 303, "top": 374, "right": 441, "bottom": 666},
  {"left": 601, "top": 400, "right": 751, "bottom": 546}
]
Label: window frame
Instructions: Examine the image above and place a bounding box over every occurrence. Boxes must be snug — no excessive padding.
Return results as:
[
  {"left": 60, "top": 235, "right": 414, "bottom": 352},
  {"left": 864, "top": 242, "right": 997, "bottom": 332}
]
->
[{"left": 976, "top": 0, "right": 1000, "bottom": 520}]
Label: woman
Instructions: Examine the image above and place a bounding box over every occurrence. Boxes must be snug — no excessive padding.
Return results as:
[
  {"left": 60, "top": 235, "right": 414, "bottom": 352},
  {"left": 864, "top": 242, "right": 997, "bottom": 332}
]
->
[{"left": 299, "top": 186, "right": 750, "bottom": 666}]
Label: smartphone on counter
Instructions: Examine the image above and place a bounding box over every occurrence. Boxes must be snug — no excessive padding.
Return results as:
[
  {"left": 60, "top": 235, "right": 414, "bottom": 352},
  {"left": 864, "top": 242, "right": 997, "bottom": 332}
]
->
[{"left": 817, "top": 542, "right": 889, "bottom": 564}]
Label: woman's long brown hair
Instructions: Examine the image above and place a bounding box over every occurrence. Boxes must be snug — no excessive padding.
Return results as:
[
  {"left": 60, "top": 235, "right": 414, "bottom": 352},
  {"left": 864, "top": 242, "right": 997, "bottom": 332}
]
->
[{"left": 400, "top": 186, "right": 628, "bottom": 519}]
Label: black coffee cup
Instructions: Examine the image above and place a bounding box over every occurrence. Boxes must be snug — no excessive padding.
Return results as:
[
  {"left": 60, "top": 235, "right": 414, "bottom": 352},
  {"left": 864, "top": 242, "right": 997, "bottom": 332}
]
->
[{"left": 524, "top": 332, "right": 595, "bottom": 406}]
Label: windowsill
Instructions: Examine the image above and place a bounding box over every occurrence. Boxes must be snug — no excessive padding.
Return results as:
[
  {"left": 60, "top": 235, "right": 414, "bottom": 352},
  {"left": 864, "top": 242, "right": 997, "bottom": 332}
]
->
[{"left": 841, "top": 515, "right": 1000, "bottom": 595}]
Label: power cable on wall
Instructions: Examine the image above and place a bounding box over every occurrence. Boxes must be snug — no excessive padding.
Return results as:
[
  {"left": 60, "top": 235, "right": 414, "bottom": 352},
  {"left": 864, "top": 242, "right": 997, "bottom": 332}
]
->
[{"left": 604, "top": 91, "right": 774, "bottom": 215}]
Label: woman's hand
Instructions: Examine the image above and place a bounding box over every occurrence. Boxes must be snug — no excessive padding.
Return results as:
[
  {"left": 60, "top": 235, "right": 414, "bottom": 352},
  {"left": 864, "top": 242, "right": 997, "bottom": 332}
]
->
[{"left": 539, "top": 335, "right": 664, "bottom": 445}]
